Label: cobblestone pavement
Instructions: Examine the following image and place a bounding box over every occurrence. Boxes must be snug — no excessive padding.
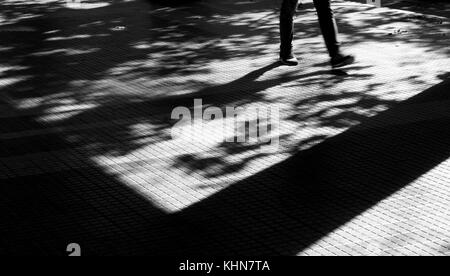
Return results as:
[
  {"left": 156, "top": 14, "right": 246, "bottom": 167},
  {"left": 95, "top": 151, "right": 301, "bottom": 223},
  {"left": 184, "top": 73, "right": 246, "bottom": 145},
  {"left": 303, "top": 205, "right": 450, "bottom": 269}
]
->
[{"left": 0, "top": 0, "right": 449, "bottom": 255}]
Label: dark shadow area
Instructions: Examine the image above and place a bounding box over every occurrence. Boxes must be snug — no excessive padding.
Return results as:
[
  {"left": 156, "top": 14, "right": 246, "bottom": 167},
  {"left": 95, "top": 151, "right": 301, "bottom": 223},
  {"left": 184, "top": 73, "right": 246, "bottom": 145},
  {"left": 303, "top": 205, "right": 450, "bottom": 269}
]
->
[
  {"left": 0, "top": 107, "right": 176, "bottom": 255},
  {"left": 1, "top": 75, "right": 448, "bottom": 255},
  {"left": 1, "top": 0, "right": 449, "bottom": 255}
]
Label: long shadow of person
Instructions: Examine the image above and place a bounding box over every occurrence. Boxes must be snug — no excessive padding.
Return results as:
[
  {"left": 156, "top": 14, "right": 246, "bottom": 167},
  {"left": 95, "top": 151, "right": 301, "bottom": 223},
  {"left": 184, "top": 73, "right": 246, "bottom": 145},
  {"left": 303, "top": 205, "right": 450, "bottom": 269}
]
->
[{"left": 54, "top": 61, "right": 366, "bottom": 157}]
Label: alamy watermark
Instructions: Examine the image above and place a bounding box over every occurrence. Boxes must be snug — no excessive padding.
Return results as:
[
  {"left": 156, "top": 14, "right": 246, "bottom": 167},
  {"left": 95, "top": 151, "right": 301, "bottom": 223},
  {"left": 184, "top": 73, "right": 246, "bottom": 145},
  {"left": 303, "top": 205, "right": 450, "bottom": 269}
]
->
[{"left": 171, "top": 99, "right": 280, "bottom": 153}]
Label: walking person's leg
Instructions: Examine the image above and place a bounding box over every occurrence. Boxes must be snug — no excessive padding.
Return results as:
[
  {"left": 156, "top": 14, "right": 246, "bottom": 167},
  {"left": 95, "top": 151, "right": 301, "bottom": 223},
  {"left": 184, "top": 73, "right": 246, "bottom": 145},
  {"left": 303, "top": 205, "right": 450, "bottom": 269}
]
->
[
  {"left": 279, "top": 0, "right": 300, "bottom": 65},
  {"left": 279, "top": 0, "right": 355, "bottom": 67},
  {"left": 313, "top": 0, "right": 354, "bottom": 68},
  {"left": 313, "top": 0, "right": 340, "bottom": 57}
]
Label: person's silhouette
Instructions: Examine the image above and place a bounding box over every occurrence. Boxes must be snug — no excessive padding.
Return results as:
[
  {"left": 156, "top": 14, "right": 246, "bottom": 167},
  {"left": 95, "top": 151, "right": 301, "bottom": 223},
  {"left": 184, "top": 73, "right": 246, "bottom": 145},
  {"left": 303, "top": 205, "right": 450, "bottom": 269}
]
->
[{"left": 280, "top": 0, "right": 355, "bottom": 67}]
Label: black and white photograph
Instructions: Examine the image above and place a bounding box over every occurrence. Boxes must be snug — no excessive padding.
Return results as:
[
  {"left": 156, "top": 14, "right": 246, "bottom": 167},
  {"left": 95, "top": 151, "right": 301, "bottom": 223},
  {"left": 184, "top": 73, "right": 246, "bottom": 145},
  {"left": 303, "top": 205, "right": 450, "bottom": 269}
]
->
[{"left": 0, "top": 0, "right": 449, "bottom": 260}]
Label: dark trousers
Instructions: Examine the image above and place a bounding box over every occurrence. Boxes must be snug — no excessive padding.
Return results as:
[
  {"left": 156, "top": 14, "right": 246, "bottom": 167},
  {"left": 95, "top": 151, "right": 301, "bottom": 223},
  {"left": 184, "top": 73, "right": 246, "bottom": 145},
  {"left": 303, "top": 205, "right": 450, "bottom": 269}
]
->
[{"left": 280, "top": 0, "right": 340, "bottom": 58}]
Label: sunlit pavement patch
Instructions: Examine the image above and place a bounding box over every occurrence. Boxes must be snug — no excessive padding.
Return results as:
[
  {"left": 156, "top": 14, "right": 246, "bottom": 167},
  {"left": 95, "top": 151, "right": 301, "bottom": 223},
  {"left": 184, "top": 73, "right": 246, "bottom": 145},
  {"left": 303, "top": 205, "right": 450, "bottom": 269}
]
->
[{"left": 0, "top": 0, "right": 449, "bottom": 255}]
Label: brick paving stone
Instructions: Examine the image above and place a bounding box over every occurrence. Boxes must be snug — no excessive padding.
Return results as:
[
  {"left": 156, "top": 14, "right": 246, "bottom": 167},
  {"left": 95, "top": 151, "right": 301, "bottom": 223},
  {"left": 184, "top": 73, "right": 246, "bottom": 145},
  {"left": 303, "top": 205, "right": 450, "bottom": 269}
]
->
[{"left": 0, "top": 0, "right": 449, "bottom": 255}]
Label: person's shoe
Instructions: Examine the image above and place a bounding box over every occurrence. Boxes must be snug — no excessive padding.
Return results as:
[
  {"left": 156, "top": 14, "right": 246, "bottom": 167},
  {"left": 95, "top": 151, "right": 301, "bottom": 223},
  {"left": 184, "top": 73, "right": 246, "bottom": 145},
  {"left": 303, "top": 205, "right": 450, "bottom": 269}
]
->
[
  {"left": 280, "top": 55, "right": 299, "bottom": 66},
  {"left": 330, "top": 53, "right": 355, "bottom": 68}
]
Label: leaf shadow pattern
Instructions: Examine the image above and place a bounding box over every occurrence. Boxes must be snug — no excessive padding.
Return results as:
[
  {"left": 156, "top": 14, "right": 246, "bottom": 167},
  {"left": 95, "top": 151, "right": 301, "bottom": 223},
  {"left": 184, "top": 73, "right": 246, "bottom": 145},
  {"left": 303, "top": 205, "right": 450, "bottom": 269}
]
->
[
  {"left": 169, "top": 78, "right": 450, "bottom": 255},
  {"left": 1, "top": 0, "right": 447, "bottom": 163},
  {"left": 0, "top": 0, "right": 449, "bottom": 255}
]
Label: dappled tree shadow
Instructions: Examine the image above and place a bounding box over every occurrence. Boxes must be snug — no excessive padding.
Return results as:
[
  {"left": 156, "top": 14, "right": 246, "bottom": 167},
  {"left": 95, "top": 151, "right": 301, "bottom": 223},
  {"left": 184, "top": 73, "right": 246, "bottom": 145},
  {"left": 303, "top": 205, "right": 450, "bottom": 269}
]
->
[
  {"left": 169, "top": 77, "right": 450, "bottom": 255},
  {"left": 1, "top": 0, "right": 447, "bottom": 164},
  {"left": 0, "top": 0, "right": 447, "bottom": 197},
  {"left": 0, "top": 0, "right": 449, "bottom": 255}
]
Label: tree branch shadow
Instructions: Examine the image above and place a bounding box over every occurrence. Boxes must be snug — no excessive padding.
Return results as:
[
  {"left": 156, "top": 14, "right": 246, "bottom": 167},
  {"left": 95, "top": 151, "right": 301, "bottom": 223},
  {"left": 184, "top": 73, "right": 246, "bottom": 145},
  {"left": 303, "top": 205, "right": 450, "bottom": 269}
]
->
[{"left": 170, "top": 77, "right": 450, "bottom": 255}]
